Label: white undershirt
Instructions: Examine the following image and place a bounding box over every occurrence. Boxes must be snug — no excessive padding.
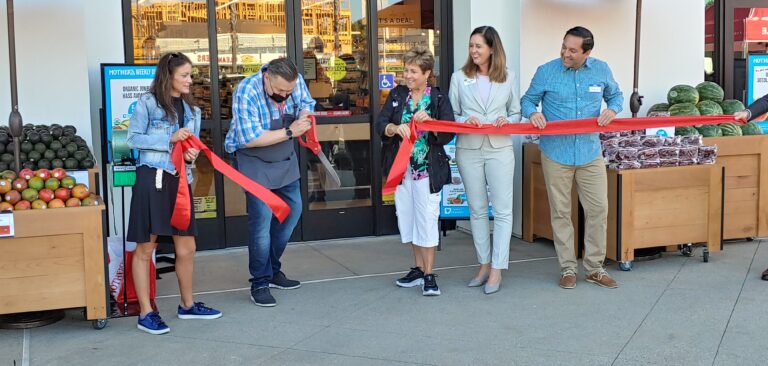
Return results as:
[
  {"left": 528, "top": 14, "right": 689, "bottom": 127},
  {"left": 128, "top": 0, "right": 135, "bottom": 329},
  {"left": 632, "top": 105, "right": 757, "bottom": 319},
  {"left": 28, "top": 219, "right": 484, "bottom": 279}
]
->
[{"left": 477, "top": 75, "right": 491, "bottom": 106}]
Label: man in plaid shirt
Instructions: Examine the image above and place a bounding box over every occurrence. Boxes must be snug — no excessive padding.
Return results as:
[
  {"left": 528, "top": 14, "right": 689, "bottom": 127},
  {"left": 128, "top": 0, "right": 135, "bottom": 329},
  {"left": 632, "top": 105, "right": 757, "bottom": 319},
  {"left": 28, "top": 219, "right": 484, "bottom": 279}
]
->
[{"left": 225, "top": 58, "right": 315, "bottom": 307}]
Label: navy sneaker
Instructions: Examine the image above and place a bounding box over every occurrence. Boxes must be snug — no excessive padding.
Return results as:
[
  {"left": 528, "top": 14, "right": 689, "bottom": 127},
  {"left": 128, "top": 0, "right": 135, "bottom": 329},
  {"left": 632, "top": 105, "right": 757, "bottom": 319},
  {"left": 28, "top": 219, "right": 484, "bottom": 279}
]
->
[
  {"left": 395, "top": 267, "right": 424, "bottom": 288},
  {"left": 177, "top": 302, "right": 223, "bottom": 320},
  {"left": 422, "top": 274, "right": 441, "bottom": 296},
  {"left": 269, "top": 271, "right": 301, "bottom": 290},
  {"left": 250, "top": 287, "right": 277, "bottom": 307},
  {"left": 137, "top": 312, "right": 170, "bottom": 335}
]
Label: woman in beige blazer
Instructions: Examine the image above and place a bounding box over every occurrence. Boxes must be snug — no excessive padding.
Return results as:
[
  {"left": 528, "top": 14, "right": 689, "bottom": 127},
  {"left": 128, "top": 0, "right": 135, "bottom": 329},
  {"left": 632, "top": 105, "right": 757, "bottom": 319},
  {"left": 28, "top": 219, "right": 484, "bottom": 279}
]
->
[{"left": 449, "top": 26, "right": 520, "bottom": 295}]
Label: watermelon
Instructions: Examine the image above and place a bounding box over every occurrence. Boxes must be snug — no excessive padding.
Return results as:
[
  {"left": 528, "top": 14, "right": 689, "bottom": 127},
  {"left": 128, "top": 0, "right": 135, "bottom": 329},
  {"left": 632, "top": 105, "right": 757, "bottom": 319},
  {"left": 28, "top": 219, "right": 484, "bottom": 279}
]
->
[
  {"left": 720, "top": 99, "right": 745, "bottom": 114},
  {"left": 719, "top": 123, "right": 743, "bottom": 136},
  {"left": 696, "top": 81, "right": 725, "bottom": 102},
  {"left": 667, "top": 85, "right": 699, "bottom": 105},
  {"left": 696, "top": 124, "right": 723, "bottom": 137},
  {"left": 740, "top": 121, "right": 763, "bottom": 135},
  {"left": 696, "top": 100, "right": 724, "bottom": 116},
  {"left": 646, "top": 103, "right": 670, "bottom": 116},
  {"left": 675, "top": 126, "right": 700, "bottom": 136},
  {"left": 669, "top": 103, "right": 701, "bottom": 116}
]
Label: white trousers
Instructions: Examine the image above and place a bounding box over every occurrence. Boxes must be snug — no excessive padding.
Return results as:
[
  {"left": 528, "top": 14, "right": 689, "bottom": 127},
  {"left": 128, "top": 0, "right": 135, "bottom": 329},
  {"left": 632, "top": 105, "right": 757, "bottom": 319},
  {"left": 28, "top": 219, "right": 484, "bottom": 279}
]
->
[{"left": 395, "top": 171, "right": 441, "bottom": 248}]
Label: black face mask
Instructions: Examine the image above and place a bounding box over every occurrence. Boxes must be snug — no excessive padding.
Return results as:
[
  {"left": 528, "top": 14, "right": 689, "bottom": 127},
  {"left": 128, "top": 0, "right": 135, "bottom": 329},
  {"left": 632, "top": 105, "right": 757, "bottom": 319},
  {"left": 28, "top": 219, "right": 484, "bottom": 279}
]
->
[
  {"left": 268, "top": 92, "right": 287, "bottom": 104},
  {"left": 266, "top": 76, "right": 288, "bottom": 104}
]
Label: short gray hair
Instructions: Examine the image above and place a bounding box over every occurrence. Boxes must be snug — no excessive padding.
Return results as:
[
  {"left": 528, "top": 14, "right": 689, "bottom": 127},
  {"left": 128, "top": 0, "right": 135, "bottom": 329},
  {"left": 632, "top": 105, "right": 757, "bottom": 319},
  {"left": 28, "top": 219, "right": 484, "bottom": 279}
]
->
[{"left": 266, "top": 58, "right": 299, "bottom": 81}]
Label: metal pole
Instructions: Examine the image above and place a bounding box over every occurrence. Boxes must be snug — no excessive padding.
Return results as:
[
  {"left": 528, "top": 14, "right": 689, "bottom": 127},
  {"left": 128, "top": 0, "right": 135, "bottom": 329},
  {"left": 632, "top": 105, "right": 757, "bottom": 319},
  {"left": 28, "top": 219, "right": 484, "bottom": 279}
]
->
[
  {"left": 629, "top": 0, "right": 643, "bottom": 118},
  {"left": 7, "top": 0, "right": 23, "bottom": 172}
]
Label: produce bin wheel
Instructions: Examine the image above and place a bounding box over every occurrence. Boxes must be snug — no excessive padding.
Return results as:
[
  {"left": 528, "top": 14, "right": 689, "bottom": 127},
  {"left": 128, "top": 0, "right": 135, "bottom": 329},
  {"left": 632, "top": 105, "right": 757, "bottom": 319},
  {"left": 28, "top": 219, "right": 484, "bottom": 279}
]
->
[
  {"left": 680, "top": 244, "right": 694, "bottom": 257},
  {"left": 618, "top": 261, "right": 633, "bottom": 271},
  {"left": 92, "top": 319, "right": 108, "bottom": 330},
  {"left": 703, "top": 251, "right": 710, "bottom": 263}
]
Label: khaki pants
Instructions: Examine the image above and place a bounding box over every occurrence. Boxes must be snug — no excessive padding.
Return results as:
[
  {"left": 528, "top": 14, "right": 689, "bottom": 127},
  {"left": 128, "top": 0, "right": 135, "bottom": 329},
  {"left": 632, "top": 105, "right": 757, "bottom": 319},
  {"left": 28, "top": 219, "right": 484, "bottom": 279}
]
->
[{"left": 540, "top": 154, "right": 608, "bottom": 274}]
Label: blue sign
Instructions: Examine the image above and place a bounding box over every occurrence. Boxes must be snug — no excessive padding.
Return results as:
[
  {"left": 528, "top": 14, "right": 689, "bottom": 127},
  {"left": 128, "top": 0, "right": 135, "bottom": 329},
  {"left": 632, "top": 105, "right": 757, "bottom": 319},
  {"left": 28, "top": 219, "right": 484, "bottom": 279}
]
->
[
  {"left": 747, "top": 54, "right": 768, "bottom": 106},
  {"left": 439, "top": 137, "right": 493, "bottom": 219},
  {"left": 379, "top": 73, "right": 395, "bottom": 90},
  {"left": 102, "top": 64, "right": 157, "bottom": 162}
]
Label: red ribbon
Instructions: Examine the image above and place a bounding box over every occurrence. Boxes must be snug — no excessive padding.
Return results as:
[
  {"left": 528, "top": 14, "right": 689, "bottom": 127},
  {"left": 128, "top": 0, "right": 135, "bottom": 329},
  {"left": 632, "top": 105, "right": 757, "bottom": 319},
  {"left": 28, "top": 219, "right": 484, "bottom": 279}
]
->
[
  {"left": 382, "top": 115, "right": 741, "bottom": 196},
  {"left": 170, "top": 135, "right": 291, "bottom": 231}
]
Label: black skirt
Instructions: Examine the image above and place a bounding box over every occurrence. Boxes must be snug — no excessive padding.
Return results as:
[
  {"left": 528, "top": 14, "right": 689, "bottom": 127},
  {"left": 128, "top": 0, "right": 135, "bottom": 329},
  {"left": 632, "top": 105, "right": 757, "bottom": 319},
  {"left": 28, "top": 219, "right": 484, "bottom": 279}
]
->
[{"left": 127, "top": 165, "right": 197, "bottom": 243}]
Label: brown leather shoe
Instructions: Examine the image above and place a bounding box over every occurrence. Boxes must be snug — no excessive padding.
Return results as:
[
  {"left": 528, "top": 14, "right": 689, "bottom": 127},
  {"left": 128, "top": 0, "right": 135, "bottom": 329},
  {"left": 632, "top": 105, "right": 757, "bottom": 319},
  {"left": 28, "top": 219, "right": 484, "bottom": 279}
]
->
[
  {"left": 559, "top": 270, "right": 577, "bottom": 289},
  {"left": 586, "top": 269, "right": 618, "bottom": 289}
]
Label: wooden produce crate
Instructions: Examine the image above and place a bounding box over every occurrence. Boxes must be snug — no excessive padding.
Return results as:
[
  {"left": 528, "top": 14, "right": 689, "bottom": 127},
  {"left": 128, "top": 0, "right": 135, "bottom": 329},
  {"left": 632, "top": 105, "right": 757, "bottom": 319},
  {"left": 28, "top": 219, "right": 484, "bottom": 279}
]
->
[
  {"left": 703, "top": 135, "right": 768, "bottom": 239},
  {"left": 606, "top": 164, "right": 723, "bottom": 266},
  {"left": 522, "top": 143, "right": 580, "bottom": 258},
  {"left": 0, "top": 205, "right": 108, "bottom": 329}
]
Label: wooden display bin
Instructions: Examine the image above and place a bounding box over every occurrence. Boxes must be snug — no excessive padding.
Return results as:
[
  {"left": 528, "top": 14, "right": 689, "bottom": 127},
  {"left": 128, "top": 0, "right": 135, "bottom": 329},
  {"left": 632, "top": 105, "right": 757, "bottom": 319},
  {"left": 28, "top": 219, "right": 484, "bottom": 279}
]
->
[
  {"left": 522, "top": 143, "right": 580, "bottom": 258},
  {"left": 0, "top": 205, "right": 107, "bottom": 328},
  {"left": 703, "top": 135, "right": 768, "bottom": 239},
  {"left": 606, "top": 164, "right": 723, "bottom": 266}
]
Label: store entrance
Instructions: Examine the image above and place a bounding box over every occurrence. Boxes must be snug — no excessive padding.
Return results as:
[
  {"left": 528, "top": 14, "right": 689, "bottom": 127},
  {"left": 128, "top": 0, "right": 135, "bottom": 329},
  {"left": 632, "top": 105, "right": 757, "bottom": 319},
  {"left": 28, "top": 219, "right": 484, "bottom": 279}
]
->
[{"left": 719, "top": 1, "right": 768, "bottom": 102}]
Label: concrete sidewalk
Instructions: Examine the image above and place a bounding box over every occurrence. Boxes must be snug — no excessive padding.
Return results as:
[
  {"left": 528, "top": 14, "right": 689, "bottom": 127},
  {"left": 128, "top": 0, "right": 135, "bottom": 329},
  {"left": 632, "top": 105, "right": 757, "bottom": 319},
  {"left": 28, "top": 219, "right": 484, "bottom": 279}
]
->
[{"left": 1, "top": 232, "right": 766, "bottom": 366}]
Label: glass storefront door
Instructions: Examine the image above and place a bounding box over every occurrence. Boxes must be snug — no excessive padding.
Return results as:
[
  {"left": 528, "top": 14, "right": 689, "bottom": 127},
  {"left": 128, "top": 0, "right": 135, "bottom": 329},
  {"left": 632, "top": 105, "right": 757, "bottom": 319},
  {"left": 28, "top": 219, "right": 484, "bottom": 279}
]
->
[{"left": 125, "top": 0, "right": 451, "bottom": 247}]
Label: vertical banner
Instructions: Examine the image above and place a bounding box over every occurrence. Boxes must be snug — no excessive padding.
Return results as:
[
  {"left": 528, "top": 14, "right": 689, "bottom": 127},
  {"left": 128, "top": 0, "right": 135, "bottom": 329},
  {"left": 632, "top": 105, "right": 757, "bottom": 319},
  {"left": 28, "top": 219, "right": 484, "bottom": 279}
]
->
[
  {"left": 439, "top": 137, "right": 493, "bottom": 219},
  {"left": 101, "top": 65, "right": 157, "bottom": 163}
]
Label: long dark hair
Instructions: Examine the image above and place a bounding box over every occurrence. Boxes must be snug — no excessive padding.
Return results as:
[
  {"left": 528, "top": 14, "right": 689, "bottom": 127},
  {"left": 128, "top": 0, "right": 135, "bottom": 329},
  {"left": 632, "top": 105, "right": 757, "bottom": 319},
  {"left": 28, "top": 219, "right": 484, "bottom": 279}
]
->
[
  {"left": 462, "top": 26, "right": 507, "bottom": 83},
  {"left": 150, "top": 52, "right": 196, "bottom": 123}
]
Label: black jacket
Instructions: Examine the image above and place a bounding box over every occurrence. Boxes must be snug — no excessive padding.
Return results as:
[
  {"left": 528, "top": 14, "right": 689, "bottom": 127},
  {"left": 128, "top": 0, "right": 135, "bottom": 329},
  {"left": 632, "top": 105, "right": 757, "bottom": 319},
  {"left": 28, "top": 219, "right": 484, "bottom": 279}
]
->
[
  {"left": 375, "top": 85, "right": 456, "bottom": 194},
  {"left": 747, "top": 93, "right": 768, "bottom": 121}
]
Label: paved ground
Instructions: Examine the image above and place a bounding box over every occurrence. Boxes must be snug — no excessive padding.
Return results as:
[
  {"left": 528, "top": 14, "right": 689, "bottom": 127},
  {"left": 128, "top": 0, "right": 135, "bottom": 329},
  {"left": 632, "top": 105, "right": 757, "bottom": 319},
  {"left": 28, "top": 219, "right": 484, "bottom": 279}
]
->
[{"left": 1, "top": 232, "right": 766, "bottom": 366}]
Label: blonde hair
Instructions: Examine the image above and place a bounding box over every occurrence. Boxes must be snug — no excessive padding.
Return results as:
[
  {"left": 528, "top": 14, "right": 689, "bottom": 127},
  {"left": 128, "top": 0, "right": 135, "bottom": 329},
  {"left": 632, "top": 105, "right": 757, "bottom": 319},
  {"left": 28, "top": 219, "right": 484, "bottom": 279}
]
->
[{"left": 461, "top": 26, "right": 507, "bottom": 83}]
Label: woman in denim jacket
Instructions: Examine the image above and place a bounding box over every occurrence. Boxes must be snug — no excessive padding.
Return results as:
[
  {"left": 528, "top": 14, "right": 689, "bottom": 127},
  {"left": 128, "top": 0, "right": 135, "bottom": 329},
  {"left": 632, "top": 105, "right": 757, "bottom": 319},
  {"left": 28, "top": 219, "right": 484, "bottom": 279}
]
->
[{"left": 126, "top": 52, "right": 221, "bottom": 335}]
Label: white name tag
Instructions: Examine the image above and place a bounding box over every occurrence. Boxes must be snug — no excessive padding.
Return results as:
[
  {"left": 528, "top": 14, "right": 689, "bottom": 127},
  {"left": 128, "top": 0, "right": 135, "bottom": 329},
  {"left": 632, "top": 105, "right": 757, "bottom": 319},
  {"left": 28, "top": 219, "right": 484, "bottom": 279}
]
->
[
  {"left": 589, "top": 85, "right": 602, "bottom": 93},
  {"left": 463, "top": 78, "right": 476, "bottom": 86}
]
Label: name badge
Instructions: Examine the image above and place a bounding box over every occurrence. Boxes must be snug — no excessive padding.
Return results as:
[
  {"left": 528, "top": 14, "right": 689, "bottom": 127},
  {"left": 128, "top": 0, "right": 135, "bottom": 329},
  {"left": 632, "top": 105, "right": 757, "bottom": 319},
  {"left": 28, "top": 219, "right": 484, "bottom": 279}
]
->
[
  {"left": 589, "top": 84, "right": 602, "bottom": 93},
  {"left": 392, "top": 100, "right": 399, "bottom": 107},
  {"left": 463, "top": 78, "right": 476, "bottom": 86}
]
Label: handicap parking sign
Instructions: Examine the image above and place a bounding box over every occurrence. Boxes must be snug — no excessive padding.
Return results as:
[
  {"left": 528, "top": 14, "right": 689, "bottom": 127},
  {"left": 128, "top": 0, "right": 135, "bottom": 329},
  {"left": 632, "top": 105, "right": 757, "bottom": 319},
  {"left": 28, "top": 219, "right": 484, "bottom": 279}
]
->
[{"left": 379, "top": 73, "right": 394, "bottom": 90}]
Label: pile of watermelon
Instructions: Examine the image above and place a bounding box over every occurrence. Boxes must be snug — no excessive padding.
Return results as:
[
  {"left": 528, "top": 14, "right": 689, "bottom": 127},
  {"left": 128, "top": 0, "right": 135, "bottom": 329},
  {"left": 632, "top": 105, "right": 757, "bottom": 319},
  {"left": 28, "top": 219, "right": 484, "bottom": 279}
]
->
[{"left": 646, "top": 82, "right": 762, "bottom": 138}]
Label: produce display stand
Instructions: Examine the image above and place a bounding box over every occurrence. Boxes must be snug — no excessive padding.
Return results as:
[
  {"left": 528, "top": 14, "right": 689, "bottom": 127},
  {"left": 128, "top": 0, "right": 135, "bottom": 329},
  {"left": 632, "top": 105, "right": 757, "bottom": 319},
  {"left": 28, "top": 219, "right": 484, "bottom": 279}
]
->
[
  {"left": 703, "top": 135, "right": 768, "bottom": 239},
  {"left": 606, "top": 164, "right": 724, "bottom": 270},
  {"left": 522, "top": 143, "right": 581, "bottom": 259},
  {"left": 0, "top": 171, "right": 109, "bottom": 330}
]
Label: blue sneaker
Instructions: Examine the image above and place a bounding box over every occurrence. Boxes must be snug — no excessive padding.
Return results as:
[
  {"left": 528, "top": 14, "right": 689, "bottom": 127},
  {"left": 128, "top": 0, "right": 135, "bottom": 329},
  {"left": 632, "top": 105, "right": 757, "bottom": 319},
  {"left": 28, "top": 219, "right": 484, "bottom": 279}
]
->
[
  {"left": 137, "top": 312, "right": 170, "bottom": 335},
  {"left": 177, "top": 302, "right": 223, "bottom": 320}
]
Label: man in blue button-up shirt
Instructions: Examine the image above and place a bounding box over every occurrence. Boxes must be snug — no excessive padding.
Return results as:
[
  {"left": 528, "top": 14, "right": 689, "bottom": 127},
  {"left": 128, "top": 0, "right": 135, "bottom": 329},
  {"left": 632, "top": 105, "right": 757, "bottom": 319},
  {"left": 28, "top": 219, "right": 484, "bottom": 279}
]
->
[{"left": 521, "top": 26, "right": 623, "bottom": 290}]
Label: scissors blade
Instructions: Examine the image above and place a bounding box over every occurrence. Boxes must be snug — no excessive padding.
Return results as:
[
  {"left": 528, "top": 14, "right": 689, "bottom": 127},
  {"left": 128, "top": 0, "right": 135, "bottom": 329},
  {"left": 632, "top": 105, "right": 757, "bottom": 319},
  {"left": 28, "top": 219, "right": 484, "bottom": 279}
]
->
[{"left": 317, "top": 151, "right": 341, "bottom": 188}]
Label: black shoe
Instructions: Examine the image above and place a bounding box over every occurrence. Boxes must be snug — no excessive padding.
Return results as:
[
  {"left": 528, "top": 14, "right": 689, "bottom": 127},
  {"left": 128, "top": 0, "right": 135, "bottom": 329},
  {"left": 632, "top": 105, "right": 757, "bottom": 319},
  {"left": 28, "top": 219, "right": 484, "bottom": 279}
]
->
[
  {"left": 269, "top": 271, "right": 301, "bottom": 290},
  {"left": 422, "top": 274, "right": 441, "bottom": 296},
  {"left": 395, "top": 267, "right": 424, "bottom": 288},
  {"left": 250, "top": 287, "right": 277, "bottom": 307}
]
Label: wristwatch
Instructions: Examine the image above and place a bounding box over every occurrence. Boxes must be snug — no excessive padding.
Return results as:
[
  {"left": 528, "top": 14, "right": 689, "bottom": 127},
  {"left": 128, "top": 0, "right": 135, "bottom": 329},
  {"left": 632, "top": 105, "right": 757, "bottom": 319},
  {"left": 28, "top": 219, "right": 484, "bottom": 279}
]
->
[{"left": 285, "top": 127, "right": 293, "bottom": 140}]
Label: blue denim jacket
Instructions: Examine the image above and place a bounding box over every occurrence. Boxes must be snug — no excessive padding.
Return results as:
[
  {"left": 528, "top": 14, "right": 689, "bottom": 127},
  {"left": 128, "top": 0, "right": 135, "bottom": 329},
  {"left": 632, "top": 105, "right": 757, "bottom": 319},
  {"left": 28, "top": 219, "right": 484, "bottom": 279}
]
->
[{"left": 127, "top": 93, "right": 201, "bottom": 182}]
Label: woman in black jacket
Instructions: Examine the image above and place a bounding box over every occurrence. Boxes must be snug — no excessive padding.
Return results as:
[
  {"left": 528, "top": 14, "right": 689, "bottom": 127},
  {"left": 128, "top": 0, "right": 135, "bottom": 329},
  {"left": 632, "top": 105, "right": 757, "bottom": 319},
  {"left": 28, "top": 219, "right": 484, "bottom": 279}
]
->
[
  {"left": 376, "top": 46, "right": 455, "bottom": 296},
  {"left": 734, "top": 93, "right": 768, "bottom": 281}
]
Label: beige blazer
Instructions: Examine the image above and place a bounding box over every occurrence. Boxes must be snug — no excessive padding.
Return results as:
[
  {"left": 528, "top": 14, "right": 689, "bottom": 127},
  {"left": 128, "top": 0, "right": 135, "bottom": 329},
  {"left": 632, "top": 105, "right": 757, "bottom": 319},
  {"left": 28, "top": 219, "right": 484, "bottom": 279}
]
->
[{"left": 448, "top": 69, "right": 521, "bottom": 149}]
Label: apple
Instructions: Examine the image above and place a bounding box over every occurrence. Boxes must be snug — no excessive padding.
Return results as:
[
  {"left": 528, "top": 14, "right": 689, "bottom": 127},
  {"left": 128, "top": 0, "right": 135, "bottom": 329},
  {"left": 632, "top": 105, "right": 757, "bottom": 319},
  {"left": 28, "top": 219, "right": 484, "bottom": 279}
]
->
[
  {"left": 51, "top": 168, "right": 67, "bottom": 180},
  {"left": 35, "top": 169, "right": 51, "bottom": 180},
  {"left": 19, "top": 168, "right": 35, "bottom": 180},
  {"left": 12, "top": 178, "right": 27, "bottom": 192},
  {"left": 5, "top": 190, "right": 21, "bottom": 204},
  {"left": 54, "top": 187, "right": 71, "bottom": 201},
  {"left": 71, "top": 184, "right": 90, "bottom": 200},
  {"left": 14, "top": 200, "right": 31, "bottom": 210}
]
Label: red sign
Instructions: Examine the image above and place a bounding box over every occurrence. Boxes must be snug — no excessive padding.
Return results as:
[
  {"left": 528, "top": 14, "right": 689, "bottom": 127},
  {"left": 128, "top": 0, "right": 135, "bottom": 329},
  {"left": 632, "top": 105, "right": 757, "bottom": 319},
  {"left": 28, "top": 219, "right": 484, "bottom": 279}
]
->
[{"left": 745, "top": 8, "right": 768, "bottom": 42}]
